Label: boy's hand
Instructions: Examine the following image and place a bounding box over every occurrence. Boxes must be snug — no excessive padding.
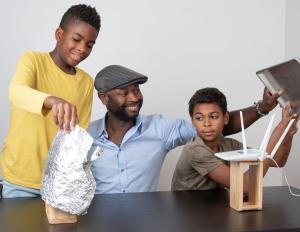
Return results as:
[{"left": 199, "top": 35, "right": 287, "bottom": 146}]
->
[
  {"left": 259, "top": 88, "right": 281, "bottom": 114},
  {"left": 280, "top": 103, "right": 299, "bottom": 136},
  {"left": 43, "top": 96, "right": 78, "bottom": 133}
]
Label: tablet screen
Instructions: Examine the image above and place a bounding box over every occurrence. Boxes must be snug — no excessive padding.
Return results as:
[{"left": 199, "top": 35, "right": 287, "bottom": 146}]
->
[{"left": 257, "top": 59, "right": 300, "bottom": 114}]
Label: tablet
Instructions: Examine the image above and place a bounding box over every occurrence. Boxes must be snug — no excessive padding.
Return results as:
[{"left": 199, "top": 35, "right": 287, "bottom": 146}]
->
[{"left": 256, "top": 58, "right": 300, "bottom": 114}]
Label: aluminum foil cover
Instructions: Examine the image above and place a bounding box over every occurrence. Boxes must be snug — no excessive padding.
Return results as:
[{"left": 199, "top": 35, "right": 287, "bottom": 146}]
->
[{"left": 41, "top": 126, "right": 97, "bottom": 215}]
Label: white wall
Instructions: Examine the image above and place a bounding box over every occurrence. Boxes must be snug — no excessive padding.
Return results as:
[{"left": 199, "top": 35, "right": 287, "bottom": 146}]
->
[
  {"left": 0, "top": 0, "right": 290, "bottom": 190},
  {"left": 285, "top": 0, "right": 300, "bottom": 189}
]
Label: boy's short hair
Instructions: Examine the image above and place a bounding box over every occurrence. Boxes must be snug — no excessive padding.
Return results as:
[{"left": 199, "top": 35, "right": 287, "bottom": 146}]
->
[
  {"left": 60, "top": 4, "right": 101, "bottom": 31},
  {"left": 188, "top": 87, "right": 227, "bottom": 116}
]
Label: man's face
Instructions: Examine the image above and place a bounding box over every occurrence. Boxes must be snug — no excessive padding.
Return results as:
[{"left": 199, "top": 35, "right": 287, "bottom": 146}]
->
[
  {"left": 191, "top": 103, "right": 229, "bottom": 143},
  {"left": 56, "top": 20, "right": 98, "bottom": 67},
  {"left": 102, "top": 84, "right": 143, "bottom": 121}
]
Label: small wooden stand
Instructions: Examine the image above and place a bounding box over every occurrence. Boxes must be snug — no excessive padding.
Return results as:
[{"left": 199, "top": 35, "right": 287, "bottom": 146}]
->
[
  {"left": 230, "top": 161, "right": 263, "bottom": 211},
  {"left": 45, "top": 203, "right": 77, "bottom": 224}
]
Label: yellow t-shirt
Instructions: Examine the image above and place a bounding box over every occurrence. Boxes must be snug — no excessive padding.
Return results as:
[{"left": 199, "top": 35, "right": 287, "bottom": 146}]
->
[{"left": 0, "top": 51, "right": 93, "bottom": 189}]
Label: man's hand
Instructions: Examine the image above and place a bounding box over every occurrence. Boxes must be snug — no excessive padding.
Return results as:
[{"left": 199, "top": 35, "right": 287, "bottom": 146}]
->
[
  {"left": 43, "top": 96, "right": 78, "bottom": 133},
  {"left": 259, "top": 88, "right": 281, "bottom": 114}
]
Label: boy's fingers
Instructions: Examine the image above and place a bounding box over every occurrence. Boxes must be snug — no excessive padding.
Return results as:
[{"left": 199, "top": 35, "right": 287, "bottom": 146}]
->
[
  {"left": 63, "top": 103, "right": 71, "bottom": 133},
  {"left": 76, "top": 114, "right": 79, "bottom": 125},
  {"left": 57, "top": 104, "right": 65, "bottom": 130},
  {"left": 293, "top": 115, "right": 300, "bottom": 126},
  {"left": 49, "top": 97, "right": 77, "bottom": 131},
  {"left": 52, "top": 105, "right": 59, "bottom": 126},
  {"left": 282, "top": 103, "right": 291, "bottom": 118},
  {"left": 70, "top": 106, "right": 78, "bottom": 130}
]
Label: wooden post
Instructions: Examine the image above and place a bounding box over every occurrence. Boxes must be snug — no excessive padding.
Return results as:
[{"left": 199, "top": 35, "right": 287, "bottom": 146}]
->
[
  {"left": 45, "top": 203, "right": 77, "bottom": 224},
  {"left": 230, "top": 161, "right": 263, "bottom": 211}
]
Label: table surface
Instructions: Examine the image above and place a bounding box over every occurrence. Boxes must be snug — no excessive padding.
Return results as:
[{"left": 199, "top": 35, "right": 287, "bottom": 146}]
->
[{"left": 1, "top": 186, "right": 300, "bottom": 232}]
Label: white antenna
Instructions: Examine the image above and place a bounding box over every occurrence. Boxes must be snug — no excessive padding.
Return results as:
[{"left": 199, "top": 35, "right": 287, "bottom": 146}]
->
[
  {"left": 259, "top": 114, "right": 275, "bottom": 157},
  {"left": 269, "top": 118, "right": 295, "bottom": 158},
  {"left": 240, "top": 111, "right": 247, "bottom": 154}
]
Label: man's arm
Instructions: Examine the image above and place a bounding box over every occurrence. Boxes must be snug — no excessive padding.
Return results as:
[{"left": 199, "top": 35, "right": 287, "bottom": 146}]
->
[{"left": 223, "top": 88, "right": 280, "bottom": 136}]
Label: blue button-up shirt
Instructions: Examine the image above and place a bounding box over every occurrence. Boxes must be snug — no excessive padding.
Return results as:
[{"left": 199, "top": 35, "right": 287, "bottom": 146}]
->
[{"left": 88, "top": 114, "right": 196, "bottom": 194}]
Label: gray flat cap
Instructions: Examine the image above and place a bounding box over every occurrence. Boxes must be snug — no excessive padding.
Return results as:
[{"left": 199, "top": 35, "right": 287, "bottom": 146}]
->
[{"left": 94, "top": 65, "right": 148, "bottom": 93}]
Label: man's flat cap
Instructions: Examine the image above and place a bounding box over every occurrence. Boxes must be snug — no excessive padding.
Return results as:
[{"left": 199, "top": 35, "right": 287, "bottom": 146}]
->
[{"left": 94, "top": 65, "right": 148, "bottom": 93}]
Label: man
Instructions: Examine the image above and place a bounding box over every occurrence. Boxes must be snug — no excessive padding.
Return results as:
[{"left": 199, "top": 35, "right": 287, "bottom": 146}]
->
[{"left": 88, "top": 65, "right": 278, "bottom": 194}]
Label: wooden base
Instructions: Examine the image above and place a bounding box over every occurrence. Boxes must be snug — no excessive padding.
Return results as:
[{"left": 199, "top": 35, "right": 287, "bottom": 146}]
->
[
  {"left": 45, "top": 203, "right": 77, "bottom": 224},
  {"left": 230, "top": 161, "right": 263, "bottom": 211}
]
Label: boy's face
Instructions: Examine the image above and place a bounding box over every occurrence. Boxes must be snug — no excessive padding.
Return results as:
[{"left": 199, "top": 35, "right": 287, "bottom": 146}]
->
[
  {"left": 55, "top": 20, "right": 98, "bottom": 67},
  {"left": 99, "top": 83, "right": 143, "bottom": 121},
  {"left": 192, "top": 103, "right": 229, "bottom": 142}
]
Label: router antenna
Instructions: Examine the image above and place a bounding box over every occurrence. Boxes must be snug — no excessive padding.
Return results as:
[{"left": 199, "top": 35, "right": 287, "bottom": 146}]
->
[
  {"left": 259, "top": 114, "right": 275, "bottom": 157},
  {"left": 270, "top": 118, "right": 295, "bottom": 158},
  {"left": 240, "top": 111, "right": 247, "bottom": 154}
]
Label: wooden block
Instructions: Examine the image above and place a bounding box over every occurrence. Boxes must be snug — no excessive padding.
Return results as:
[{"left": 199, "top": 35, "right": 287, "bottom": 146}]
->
[
  {"left": 230, "top": 161, "right": 244, "bottom": 210},
  {"left": 45, "top": 203, "right": 77, "bottom": 224},
  {"left": 230, "top": 161, "right": 263, "bottom": 211},
  {"left": 248, "top": 162, "right": 263, "bottom": 209}
]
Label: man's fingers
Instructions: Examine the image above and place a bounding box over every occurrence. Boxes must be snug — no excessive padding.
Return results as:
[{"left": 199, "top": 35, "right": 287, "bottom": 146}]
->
[
  {"left": 264, "top": 87, "right": 282, "bottom": 99},
  {"left": 270, "top": 91, "right": 280, "bottom": 100}
]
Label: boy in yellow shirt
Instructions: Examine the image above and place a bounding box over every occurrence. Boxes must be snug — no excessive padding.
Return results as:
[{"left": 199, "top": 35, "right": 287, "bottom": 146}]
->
[
  {"left": 0, "top": 4, "right": 101, "bottom": 198},
  {"left": 172, "top": 87, "right": 299, "bottom": 192}
]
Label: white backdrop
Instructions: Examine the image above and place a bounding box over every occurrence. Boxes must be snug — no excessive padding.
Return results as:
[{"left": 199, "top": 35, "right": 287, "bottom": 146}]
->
[
  {"left": 1, "top": 0, "right": 298, "bottom": 191},
  {"left": 285, "top": 0, "right": 300, "bottom": 189}
]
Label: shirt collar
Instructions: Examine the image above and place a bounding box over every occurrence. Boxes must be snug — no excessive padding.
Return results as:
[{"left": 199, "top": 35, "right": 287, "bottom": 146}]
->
[
  {"left": 97, "top": 114, "right": 143, "bottom": 139},
  {"left": 193, "top": 135, "right": 226, "bottom": 152}
]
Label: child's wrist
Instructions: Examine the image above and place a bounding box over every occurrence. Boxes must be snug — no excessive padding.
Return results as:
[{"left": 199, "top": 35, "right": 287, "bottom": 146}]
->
[{"left": 277, "top": 121, "right": 290, "bottom": 130}]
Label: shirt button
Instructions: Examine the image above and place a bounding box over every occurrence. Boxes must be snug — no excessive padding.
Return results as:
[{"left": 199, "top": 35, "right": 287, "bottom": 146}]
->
[
  {"left": 121, "top": 169, "right": 124, "bottom": 172},
  {"left": 123, "top": 190, "right": 126, "bottom": 193}
]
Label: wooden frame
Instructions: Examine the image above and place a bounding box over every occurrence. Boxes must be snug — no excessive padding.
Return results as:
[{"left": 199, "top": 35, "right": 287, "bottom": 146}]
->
[
  {"left": 45, "top": 203, "right": 77, "bottom": 224},
  {"left": 230, "top": 161, "right": 263, "bottom": 211}
]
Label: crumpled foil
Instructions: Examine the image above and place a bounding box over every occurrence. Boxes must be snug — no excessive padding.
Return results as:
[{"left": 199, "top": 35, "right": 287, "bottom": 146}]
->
[{"left": 41, "top": 125, "right": 100, "bottom": 215}]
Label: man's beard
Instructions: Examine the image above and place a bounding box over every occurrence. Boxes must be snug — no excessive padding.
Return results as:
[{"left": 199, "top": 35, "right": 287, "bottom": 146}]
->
[{"left": 108, "top": 100, "right": 143, "bottom": 122}]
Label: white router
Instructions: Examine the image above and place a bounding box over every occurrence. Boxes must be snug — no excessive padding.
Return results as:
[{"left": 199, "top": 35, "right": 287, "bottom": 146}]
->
[{"left": 215, "top": 111, "right": 295, "bottom": 162}]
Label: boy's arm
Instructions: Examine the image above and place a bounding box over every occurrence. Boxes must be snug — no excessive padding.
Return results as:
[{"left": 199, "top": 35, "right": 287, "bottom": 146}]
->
[
  {"left": 208, "top": 105, "right": 299, "bottom": 193},
  {"left": 9, "top": 52, "right": 78, "bottom": 132},
  {"left": 223, "top": 88, "right": 280, "bottom": 136},
  {"left": 9, "top": 53, "right": 50, "bottom": 115},
  {"left": 264, "top": 103, "right": 299, "bottom": 167}
]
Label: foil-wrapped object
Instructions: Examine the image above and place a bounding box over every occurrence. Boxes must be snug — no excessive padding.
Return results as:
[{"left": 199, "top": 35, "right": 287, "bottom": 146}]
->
[{"left": 41, "top": 126, "right": 101, "bottom": 215}]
